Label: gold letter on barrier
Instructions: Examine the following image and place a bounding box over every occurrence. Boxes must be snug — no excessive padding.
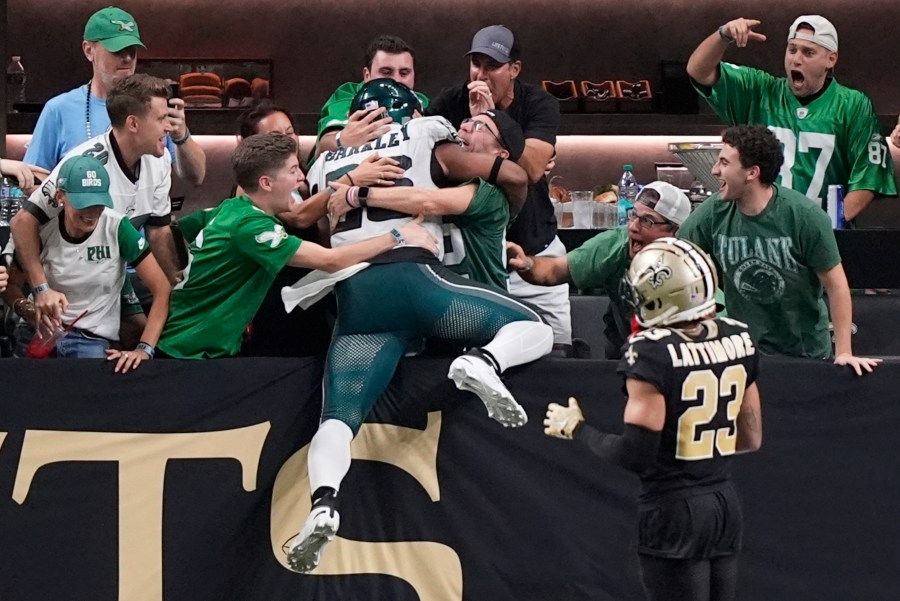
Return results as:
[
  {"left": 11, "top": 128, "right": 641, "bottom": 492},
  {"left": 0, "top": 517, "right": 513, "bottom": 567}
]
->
[
  {"left": 12, "top": 423, "right": 270, "bottom": 601},
  {"left": 270, "top": 412, "right": 463, "bottom": 601}
]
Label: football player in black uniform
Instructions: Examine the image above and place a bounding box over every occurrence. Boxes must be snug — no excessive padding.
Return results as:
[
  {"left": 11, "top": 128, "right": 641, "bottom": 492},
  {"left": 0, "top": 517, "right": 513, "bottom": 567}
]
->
[{"left": 545, "top": 237, "right": 762, "bottom": 601}]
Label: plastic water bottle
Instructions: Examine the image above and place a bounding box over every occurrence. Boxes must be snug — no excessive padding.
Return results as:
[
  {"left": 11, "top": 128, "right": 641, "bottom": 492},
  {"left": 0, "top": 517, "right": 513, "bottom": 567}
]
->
[
  {"left": 6, "top": 56, "right": 26, "bottom": 112},
  {"left": 617, "top": 164, "right": 638, "bottom": 226},
  {"left": 0, "top": 178, "right": 11, "bottom": 227}
]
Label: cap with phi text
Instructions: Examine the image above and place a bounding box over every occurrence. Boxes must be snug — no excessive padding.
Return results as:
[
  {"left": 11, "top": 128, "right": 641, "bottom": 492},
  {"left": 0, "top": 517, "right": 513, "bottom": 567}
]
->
[
  {"left": 84, "top": 6, "right": 146, "bottom": 53},
  {"left": 788, "top": 15, "right": 838, "bottom": 52},
  {"left": 57, "top": 155, "right": 114, "bottom": 210},
  {"left": 636, "top": 181, "right": 691, "bottom": 226},
  {"left": 466, "top": 25, "right": 515, "bottom": 64}
]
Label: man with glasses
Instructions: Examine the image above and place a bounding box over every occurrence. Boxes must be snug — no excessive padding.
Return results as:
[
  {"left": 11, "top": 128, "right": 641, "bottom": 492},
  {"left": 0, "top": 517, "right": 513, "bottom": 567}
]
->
[
  {"left": 507, "top": 181, "right": 691, "bottom": 359},
  {"left": 326, "top": 109, "right": 528, "bottom": 292}
]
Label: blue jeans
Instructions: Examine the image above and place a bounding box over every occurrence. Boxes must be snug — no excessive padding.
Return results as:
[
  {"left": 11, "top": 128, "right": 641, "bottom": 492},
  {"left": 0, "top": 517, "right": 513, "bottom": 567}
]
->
[{"left": 55, "top": 329, "right": 110, "bottom": 358}]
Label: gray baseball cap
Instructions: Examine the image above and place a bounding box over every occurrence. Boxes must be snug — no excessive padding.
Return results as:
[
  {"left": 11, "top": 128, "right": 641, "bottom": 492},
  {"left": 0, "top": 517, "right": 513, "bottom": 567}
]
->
[{"left": 466, "top": 25, "right": 515, "bottom": 63}]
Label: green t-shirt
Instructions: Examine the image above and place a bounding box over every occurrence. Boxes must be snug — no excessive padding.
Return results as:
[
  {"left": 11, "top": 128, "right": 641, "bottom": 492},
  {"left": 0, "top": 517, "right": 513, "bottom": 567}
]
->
[
  {"left": 443, "top": 179, "right": 510, "bottom": 291},
  {"left": 566, "top": 227, "right": 633, "bottom": 352},
  {"left": 697, "top": 64, "right": 896, "bottom": 208},
  {"left": 678, "top": 185, "right": 841, "bottom": 359},
  {"left": 309, "top": 81, "right": 431, "bottom": 167},
  {"left": 159, "top": 196, "right": 302, "bottom": 359}
]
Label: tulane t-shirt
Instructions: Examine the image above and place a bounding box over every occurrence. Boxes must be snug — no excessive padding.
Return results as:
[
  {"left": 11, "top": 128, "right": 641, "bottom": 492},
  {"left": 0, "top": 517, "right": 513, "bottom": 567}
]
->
[{"left": 678, "top": 185, "right": 841, "bottom": 358}]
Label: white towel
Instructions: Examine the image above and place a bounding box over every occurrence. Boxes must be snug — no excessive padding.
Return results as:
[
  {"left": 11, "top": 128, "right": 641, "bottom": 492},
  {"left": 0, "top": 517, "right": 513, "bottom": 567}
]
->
[{"left": 281, "top": 263, "right": 370, "bottom": 312}]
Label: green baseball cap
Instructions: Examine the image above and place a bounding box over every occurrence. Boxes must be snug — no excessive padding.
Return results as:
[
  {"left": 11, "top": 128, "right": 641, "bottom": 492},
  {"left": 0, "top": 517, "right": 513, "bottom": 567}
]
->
[
  {"left": 57, "top": 156, "right": 114, "bottom": 210},
  {"left": 84, "top": 6, "right": 146, "bottom": 53}
]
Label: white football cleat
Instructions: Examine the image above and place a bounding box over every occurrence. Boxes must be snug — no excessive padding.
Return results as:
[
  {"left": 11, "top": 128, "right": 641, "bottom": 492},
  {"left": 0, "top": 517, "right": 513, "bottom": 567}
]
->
[
  {"left": 448, "top": 352, "right": 527, "bottom": 427},
  {"left": 285, "top": 502, "right": 340, "bottom": 573}
]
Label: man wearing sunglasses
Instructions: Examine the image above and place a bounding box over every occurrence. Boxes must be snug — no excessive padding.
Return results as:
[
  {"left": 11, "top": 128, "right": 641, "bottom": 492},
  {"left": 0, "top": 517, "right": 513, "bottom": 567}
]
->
[{"left": 507, "top": 181, "right": 691, "bottom": 359}]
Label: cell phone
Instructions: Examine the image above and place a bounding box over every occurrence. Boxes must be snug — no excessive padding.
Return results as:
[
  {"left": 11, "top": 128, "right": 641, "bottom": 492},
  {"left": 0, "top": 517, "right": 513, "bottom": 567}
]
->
[{"left": 168, "top": 82, "right": 181, "bottom": 100}]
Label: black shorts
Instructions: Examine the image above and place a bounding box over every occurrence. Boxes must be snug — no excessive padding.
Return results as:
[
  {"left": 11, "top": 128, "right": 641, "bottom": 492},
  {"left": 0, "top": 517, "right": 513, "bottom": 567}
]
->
[{"left": 637, "top": 483, "right": 742, "bottom": 559}]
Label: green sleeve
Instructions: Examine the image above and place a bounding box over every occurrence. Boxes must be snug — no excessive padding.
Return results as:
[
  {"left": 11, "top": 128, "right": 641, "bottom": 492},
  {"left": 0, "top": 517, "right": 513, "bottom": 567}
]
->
[
  {"left": 446, "top": 180, "right": 507, "bottom": 231},
  {"left": 700, "top": 63, "right": 776, "bottom": 126},
  {"left": 117, "top": 217, "right": 150, "bottom": 263},
  {"left": 316, "top": 82, "right": 363, "bottom": 139},
  {"left": 234, "top": 214, "right": 302, "bottom": 275},
  {"left": 844, "top": 94, "right": 898, "bottom": 196},
  {"left": 799, "top": 203, "right": 842, "bottom": 272},
  {"left": 566, "top": 228, "right": 630, "bottom": 291},
  {"left": 177, "top": 207, "right": 217, "bottom": 244}
]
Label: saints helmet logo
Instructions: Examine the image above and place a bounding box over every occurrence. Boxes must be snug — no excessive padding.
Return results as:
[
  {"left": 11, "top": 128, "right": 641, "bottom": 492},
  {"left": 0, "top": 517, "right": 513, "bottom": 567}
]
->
[
  {"left": 255, "top": 224, "right": 288, "bottom": 248},
  {"left": 111, "top": 19, "right": 136, "bottom": 32},
  {"left": 645, "top": 256, "right": 673, "bottom": 289}
]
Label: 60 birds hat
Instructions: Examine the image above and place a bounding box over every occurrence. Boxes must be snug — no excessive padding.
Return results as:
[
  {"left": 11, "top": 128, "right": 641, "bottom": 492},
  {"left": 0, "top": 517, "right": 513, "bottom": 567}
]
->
[
  {"left": 788, "top": 15, "right": 838, "bottom": 52},
  {"left": 636, "top": 181, "right": 691, "bottom": 226},
  {"left": 466, "top": 25, "right": 515, "bottom": 63},
  {"left": 84, "top": 6, "right": 146, "bottom": 53},
  {"left": 479, "top": 110, "right": 525, "bottom": 161},
  {"left": 56, "top": 156, "right": 114, "bottom": 210}
]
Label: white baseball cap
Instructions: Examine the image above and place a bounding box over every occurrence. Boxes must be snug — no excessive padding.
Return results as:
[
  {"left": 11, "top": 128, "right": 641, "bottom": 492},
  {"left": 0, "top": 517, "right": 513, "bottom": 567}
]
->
[
  {"left": 636, "top": 181, "right": 692, "bottom": 226},
  {"left": 788, "top": 15, "right": 838, "bottom": 52}
]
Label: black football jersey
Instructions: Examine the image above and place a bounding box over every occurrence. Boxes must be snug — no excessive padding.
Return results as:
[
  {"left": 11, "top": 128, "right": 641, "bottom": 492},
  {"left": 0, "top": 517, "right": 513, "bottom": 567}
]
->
[{"left": 617, "top": 318, "right": 760, "bottom": 501}]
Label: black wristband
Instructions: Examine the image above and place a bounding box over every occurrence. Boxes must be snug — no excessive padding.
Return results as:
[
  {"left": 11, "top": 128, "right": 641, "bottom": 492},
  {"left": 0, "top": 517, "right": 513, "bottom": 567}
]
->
[
  {"left": 488, "top": 156, "right": 504, "bottom": 185},
  {"left": 172, "top": 129, "right": 190, "bottom": 145}
]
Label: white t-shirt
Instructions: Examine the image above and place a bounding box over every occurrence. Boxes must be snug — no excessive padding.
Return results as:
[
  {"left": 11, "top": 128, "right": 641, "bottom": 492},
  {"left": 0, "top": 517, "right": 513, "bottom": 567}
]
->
[{"left": 41, "top": 209, "right": 149, "bottom": 340}]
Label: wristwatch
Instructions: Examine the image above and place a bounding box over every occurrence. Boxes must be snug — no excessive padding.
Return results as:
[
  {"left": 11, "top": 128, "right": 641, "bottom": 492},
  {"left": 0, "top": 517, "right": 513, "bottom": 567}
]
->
[{"left": 357, "top": 186, "right": 370, "bottom": 208}]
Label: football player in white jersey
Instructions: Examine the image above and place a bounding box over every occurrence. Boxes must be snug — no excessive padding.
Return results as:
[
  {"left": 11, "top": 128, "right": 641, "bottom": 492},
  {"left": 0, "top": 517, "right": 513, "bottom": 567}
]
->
[{"left": 285, "top": 79, "right": 553, "bottom": 574}]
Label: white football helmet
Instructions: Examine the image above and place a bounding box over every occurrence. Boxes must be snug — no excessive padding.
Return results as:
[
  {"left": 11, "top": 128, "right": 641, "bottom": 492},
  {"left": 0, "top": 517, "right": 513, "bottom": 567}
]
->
[{"left": 624, "top": 237, "right": 718, "bottom": 328}]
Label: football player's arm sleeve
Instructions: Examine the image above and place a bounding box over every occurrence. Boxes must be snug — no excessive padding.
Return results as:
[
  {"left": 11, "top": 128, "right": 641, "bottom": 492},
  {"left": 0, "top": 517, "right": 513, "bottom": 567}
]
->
[
  {"left": 736, "top": 382, "right": 762, "bottom": 453},
  {"left": 573, "top": 376, "right": 665, "bottom": 473},
  {"left": 573, "top": 422, "right": 661, "bottom": 473}
]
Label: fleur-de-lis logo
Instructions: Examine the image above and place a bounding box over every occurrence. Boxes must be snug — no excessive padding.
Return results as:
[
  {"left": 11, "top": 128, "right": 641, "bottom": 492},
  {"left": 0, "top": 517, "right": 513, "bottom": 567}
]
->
[
  {"left": 111, "top": 19, "right": 135, "bottom": 32},
  {"left": 646, "top": 256, "right": 672, "bottom": 289}
]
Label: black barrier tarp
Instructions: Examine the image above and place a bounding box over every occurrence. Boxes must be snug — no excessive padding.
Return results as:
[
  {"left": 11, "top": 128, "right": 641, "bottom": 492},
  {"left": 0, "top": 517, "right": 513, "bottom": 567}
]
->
[{"left": 1, "top": 357, "right": 899, "bottom": 601}]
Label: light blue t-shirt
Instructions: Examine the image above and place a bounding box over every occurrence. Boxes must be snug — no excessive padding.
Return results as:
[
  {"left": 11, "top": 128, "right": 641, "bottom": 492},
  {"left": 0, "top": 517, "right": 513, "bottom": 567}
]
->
[{"left": 24, "top": 84, "right": 176, "bottom": 171}]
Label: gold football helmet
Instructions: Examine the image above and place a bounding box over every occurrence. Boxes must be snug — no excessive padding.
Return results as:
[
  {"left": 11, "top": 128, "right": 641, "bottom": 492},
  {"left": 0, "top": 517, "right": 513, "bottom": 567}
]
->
[{"left": 624, "top": 237, "right": 718, "bottom": 328}]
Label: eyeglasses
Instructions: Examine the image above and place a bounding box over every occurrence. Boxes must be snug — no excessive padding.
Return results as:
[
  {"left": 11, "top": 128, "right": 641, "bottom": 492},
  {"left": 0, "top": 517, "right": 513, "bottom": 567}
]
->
[
  {"left": 461, "top": 118, "right": 507, "bottom": 149},
  {"left": 627, "top": 208, "right": 670, "bottom": 229}
]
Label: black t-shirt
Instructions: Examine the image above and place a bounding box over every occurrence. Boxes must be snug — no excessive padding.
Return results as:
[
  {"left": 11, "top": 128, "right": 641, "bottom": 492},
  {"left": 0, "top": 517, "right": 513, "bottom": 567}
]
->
[
  {"left": 427, "top": 80, "right": 561, "bottom": 255},
  {"left": 617, "top": 318, "right": 760, "bottom": 502}
]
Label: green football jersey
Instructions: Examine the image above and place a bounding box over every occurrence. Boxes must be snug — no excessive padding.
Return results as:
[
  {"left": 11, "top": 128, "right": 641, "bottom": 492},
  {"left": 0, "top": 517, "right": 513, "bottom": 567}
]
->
[
  {"left": 698, "top": 64, "right": 896, "bottom": 207},
  {"left": 443, "top": 179, "right": 510, "bottom": 291},
  {"left": 159, "top": 196, "right": 301, "bottom": 359},
  {"left": 678, "top": 185, "right": 841, "bottom": 359}
]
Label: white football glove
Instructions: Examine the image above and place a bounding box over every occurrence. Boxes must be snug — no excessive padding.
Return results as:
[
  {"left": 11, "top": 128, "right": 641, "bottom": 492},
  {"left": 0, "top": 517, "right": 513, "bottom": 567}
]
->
[{"left": 544, "top": 397, "right": 585, "bottom": 439}]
